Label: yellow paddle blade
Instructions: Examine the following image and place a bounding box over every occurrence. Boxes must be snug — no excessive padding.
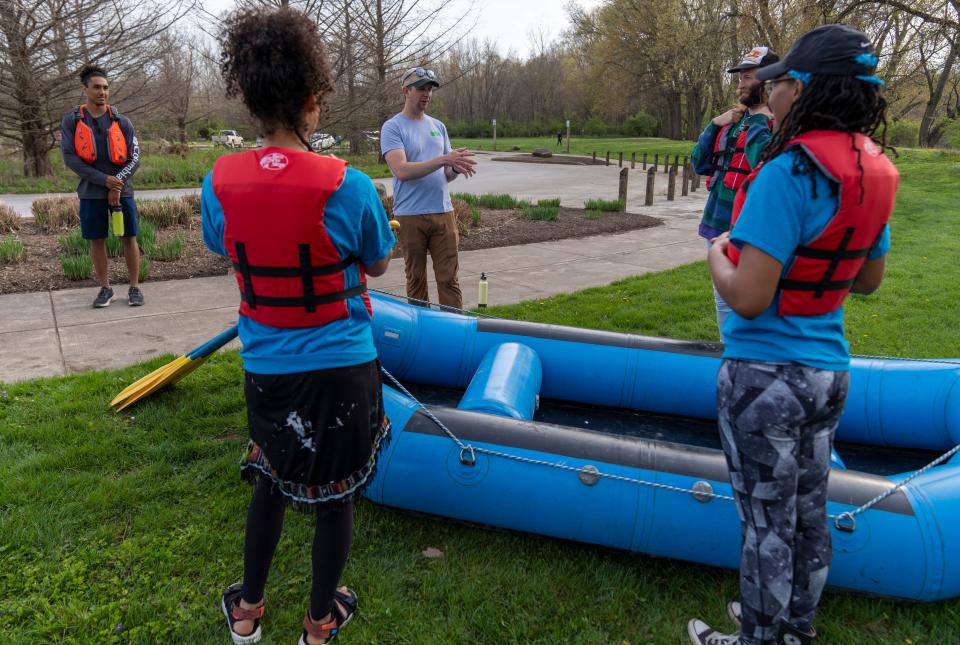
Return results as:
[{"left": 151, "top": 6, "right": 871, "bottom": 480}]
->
[
  {"left": 111, "top": 356, "right": 193, "bottom": 411},
  {"left": 163, "top": 354, "right": 210, "bottom": 387}
]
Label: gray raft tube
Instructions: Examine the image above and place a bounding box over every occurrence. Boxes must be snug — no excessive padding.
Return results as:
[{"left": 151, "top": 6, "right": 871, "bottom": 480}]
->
[{"left": 370, "top": 293, "right": 960, "bottom": 451}]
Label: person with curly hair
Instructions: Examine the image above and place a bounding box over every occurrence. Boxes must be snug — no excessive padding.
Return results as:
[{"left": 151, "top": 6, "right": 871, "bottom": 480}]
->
[
  {"left": 200, "top": 8, "right": 395, "bottom": 645},
  {"left": 60, "top": 64, "right": 144, "bottom": 308},
  {"left": 687, "top": 25, "right": 899, "bottom": 645}
]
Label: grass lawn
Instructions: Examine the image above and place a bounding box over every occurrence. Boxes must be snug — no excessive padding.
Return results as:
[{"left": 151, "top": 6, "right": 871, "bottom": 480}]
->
[
  {"left": 0, "top": 148, "right": 391, "bottom": 194},
  {"left": 2, "top": 148, "right": 959, "bottom": 643},
  {"left": 452, "top": 135, "right": 697, "bottom": 160}
]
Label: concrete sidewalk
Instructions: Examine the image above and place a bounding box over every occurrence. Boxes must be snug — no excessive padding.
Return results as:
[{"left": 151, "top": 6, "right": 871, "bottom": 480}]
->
[
  {"left": 1, "top": 153, "right": 707, "bottom": 383},
  {"left": 0, "top": 215, "right": 705, "bottom": 384}
]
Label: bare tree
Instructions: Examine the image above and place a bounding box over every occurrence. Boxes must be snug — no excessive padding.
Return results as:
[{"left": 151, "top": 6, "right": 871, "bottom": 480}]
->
[{"left": 0, "top": 0, "right": 192, "bottom": 176}]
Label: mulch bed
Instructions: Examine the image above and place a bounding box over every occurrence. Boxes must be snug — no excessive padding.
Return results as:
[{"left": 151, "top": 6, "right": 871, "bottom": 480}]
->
[{"left": 0, "top": 208, "right": 661, "bottom": 296}]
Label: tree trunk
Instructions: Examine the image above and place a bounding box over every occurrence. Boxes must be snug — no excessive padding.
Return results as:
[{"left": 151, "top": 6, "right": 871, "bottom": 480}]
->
[{"left": 920, "top": 35, "right": 959, "bottom": 147}]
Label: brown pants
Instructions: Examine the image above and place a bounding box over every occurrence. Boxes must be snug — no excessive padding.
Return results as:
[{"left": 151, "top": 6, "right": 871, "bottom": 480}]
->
[{"left": 397, "top": 211, "right": 462, "bottom": 309}]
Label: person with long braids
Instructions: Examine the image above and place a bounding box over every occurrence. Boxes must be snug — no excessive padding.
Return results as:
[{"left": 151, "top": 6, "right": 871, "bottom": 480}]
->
[
  {"left": 201, "top": 8, "right": 395, "bottom": 645},
  {"left": 687, "top": 25, "right": 899, "bottom": 645}
]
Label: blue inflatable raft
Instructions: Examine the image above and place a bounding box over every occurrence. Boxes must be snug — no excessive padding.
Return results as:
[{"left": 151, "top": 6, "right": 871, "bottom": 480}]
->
[{"left": 364, "top": 293, "right": 960, "bottom": 601}]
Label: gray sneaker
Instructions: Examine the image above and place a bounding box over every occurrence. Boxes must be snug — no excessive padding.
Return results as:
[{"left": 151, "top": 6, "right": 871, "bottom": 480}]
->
[
  {"left": 687, "top": 618, "right": 739, "bottom": 645},
  {"left": 93, "top": 287, "right": 114, "bottom": 308},
  {"left": 128, "top": 286, "right": 144, "bottom": 307}
]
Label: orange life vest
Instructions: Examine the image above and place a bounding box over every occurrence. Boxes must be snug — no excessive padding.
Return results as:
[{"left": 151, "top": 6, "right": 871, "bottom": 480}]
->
[
  {"left": 707, "top": 117, "right": 771, "bottom": 192},
  {"left": 726, "top": 131, "right": 899, "bottom": 317},
  {"left": 73, "top": 105, "right": 129, "bottom": 166},
  {"left": 213, "top": 149, "right": 369, "bottom": 329}
]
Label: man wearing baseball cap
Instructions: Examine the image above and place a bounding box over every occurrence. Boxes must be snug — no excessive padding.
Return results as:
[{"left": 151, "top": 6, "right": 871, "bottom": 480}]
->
[
  {"left": 691, "top": 46, "right": 779, "bottom": 339},
  {"left": 381, "top": 67, "right": 476, "bottom": 310}
]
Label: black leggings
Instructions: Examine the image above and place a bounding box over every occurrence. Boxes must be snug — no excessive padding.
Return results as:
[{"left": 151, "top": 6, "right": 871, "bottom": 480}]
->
[{"left": 241, "top": 477, "right": 354, "bottom": 619}]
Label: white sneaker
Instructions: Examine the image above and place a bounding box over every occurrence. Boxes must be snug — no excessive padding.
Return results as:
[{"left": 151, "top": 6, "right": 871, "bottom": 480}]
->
[
  {"left": 727, "top": 601, "right": 741, "bottom": 626},
  {"left": 687, "top": 618, "right": 739, "bottom": 645}
]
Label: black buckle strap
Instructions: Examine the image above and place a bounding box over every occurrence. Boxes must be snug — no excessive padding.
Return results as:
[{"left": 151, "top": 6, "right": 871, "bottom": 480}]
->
[
  {"left": 235, "top": 242, "right": 258, "bottom": 309},
  {"left": 299, "top": 244, "right": 316, "bottom": 313},
  {"left": 231, "top": 255, "right": 356, "bottom": 277},
  {"left": 780, "top": 227, "right": 858, "bottom": 298},
  {"left": 245, "top": 284, "right": 366, "bottom": 308}
]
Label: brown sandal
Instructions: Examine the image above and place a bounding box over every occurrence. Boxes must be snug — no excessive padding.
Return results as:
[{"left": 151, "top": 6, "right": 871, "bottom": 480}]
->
[{"left": 297, "top": 587, "right": 357, "bottom": 645}]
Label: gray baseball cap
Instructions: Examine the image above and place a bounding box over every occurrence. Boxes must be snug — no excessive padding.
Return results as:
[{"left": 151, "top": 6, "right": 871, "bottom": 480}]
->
[{"left": 400, "top": 67, "right": 439, "bottom": 89}]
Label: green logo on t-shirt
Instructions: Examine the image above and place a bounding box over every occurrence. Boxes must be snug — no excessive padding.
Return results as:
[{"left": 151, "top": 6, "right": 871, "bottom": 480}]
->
[{"left": 429, "top": 130, "right": 441, "bottom": 137}]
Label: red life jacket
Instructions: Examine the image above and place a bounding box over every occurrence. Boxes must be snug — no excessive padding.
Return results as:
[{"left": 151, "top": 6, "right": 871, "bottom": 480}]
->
[
  {"left": 726, "top": 131, "right": 899, "bottom": 316},
  {"left": 213, "top": 149, "right": 370, "bottom": 329},
  {"left": 707, "top": 117, "right": 770, "bottom": 192},
  {"left": 73, "top": 105, "right": 128, "bottom": 165}
]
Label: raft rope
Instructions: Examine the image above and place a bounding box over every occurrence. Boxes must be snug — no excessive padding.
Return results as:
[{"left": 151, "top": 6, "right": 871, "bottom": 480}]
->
[{"left": 373, "top": 288, "right": 960, "bottom": 531}]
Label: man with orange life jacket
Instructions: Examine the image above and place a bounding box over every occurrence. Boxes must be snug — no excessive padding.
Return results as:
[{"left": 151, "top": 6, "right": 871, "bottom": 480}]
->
[
  {"left": 691, "top": 47, "right": 779, "bottom": 336},
  {"left": 688, "top": 25, "right": 897, "bottom": 645},
  {"left": 60, "top": 64, "right": 143, "bottom": 308}
]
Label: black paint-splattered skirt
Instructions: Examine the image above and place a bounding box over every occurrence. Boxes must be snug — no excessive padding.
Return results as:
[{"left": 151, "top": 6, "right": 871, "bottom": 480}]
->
[{"left": 240, "top": 359, "right": 389, "bottom": 512}]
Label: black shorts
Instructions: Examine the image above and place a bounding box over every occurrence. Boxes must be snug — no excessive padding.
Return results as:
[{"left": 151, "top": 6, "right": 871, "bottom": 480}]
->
[{"left": 240, "top": 359, "right": 389, "bottom": 510}]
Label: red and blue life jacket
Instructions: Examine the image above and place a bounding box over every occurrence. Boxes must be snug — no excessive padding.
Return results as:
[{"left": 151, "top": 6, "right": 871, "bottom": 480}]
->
[
  {"left": 707, "top": 117, "right": 771, "bottom": 192},
  {"left": 726, "top": 130, "right": 898, "bottom": 317},
  {"left": 213, "top": 149, "right": 370, "bottom": 329}
]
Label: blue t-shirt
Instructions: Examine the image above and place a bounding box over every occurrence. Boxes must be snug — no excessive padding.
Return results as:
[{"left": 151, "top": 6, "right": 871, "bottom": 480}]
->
[
  {"left": 723, "top": 149, "right": 891, "bottom": 371},
  {"left": 201, "top": 165, "right": 395, "bottom": 374},
  {"left": 380, "top": 113, "right": 453, "bottom": 215}
]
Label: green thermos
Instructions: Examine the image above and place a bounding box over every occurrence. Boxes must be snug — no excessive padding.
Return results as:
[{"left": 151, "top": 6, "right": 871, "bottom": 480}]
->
[{"left": 110, "top": 205, "right": 124, "bottom": 237}]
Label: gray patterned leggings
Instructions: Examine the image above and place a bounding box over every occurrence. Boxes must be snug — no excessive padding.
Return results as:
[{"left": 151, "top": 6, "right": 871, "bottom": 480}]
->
[{"left": 717, "top": 359, "right": 849, "bottom": 645}]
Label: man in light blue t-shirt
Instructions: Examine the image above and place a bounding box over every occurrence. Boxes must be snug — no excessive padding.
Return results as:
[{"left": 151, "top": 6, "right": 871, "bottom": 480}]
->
[{"left": 381, "top": 67, "right": 477, "bottom": 309}]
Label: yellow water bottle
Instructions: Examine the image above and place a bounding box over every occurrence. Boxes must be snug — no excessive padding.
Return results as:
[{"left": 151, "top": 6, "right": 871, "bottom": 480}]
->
[
  {"left": 478, "top": 272, "right": 488, "bottom": 308},
  {"left": 110, "top": 205, "right": 124, "bottom": 237}
]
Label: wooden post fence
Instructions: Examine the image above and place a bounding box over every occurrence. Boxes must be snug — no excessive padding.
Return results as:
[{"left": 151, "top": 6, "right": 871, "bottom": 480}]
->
[
  {"left": 605, "top": 151, "right": 610, "bottom": 166},
  {"left": 618, "top": 151, "right": 623, "bottom": 167},
  {"left": 682, "top": 163, "right": 690, "bottom": 197},
  {"left": 644, "top": 167, "right": 656, "bottom": 206},
  {"left": 642, "top": 152, "right": 647, "bottom": 169},
  {"left": 592, "top": 151, "right": 596, "bottom": 164},
  {"left": 618, "top": 168, "right": 629, "bottom": 204},
  {"left": 631, "top": 152, "right": 636, "bottom": 169},
  {"left": 653, "top": 153, "right": 659, "bottom": 172},
  {"left": 667, "top": 166, "right": 677, "bottom": 201}
]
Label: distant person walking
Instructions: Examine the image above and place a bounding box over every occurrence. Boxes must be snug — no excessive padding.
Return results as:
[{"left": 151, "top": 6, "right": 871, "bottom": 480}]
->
[
  {"left": 60, "top": 64, "right": 143, "bottom": 308},
  {"left": 381, "top": 67, "right": 476, "bottom": 310},
  {"left": 557, "top": 131, "right": 563, "bottom": 146},
  {"left": 691, "top": 47, "right": 779, "bottom": 337}
]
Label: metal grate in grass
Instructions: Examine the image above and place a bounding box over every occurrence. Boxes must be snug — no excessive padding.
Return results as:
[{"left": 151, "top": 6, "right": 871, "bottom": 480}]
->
[
  {"left": 584, "top": 198, "right": 625, "bottom": 212},
  {"left": 150, "top": 232, "right": 185, "bottom": 261},
  {"left": 0, "top": 234, "right": 25, "bottom": 263},
  {"left": 60, "top": 254, "right": 93, "bottom": 280}
]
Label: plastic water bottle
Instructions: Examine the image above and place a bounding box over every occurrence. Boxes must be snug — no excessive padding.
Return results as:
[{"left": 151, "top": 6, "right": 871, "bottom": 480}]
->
[
  {"left": 110, "top": 205, "right": 124, "bottom": 237},
  {"left": 478, "top": 272, "right": 488, "bottom": 308}
]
